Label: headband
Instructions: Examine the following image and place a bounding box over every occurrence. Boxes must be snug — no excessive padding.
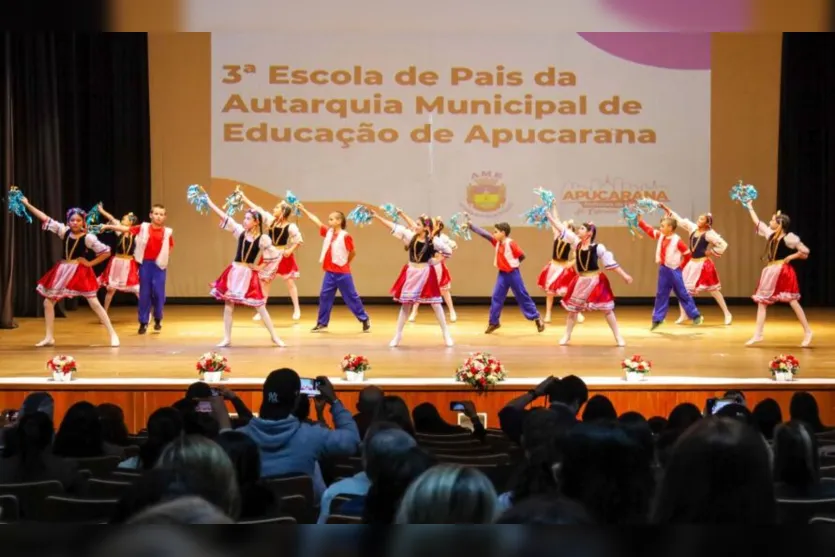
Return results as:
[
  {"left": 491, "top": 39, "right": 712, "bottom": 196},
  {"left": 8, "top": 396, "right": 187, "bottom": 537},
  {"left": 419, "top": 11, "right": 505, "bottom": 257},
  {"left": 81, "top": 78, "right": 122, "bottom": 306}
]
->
[{"left": 65, "top": 208, "right": 87, "bottom": 223}]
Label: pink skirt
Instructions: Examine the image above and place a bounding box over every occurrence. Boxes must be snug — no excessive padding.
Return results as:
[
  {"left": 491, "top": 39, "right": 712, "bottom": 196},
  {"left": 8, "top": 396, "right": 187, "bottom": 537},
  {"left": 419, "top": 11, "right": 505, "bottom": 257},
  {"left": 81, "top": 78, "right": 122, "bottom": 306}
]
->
[
  {"left": 391, "top": 263, "right": 443, "bottom": 304},
  {"left": 434, "top": 261, "right": 452, "bottom": 291},
  {"left": 752, "top": 262, "right": 800, "bottom": 305},
  {"left": 258, "top": 253, "right": 300, "bottom": 282},
  {"left": 37, "top": 261, "right": 100, "bottom": 300},
  {"left": 682, "top": 257, "right": 721, "bottom": 294},
  {"left": 98, "top": 255, "right": 140, "bottom": 294},
  {"left": 537, "top": 261, "right": 577, "bottom": 296},
  {"left": 561, "top": 273, "right": 615, "bottom": 313},
  {"left": 210, "top": 263, "right": 266, "bottom": 307}
]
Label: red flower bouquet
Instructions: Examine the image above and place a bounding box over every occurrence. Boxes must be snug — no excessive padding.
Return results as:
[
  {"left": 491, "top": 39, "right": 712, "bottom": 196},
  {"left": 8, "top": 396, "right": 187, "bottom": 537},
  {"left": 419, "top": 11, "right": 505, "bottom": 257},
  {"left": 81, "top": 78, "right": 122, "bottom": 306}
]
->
[
  {"left": 770, "top": 354, "right": 798, "bottom": 381},
  {"left": 455, "top": 352, "right": 507, "bottom": 392},
  {"left": 622, "top": 354, "right": 651, "bottom": 381},
  {"left": 196, "top": 351, "right": 230, "bottom": 382},
  {"left": 341, "top": 354, "right": 370, "bottom": 382},
  {"left": 47, "top": 355, "right": 77, "bottom": 382}
]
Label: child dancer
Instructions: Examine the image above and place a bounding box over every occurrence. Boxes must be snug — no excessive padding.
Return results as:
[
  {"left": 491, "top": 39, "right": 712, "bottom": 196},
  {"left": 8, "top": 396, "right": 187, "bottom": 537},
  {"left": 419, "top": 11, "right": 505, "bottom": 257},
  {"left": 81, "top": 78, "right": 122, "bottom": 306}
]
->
[
  {"left": 538, "top": 204, "right": 583, "bottom": 324},
  {"left": 204, "top": 195, "right": 284, "bottom": 347},
  {"left": 96, "top": 204, "right": 140, "bottom": 312},
  {"left": 465, "top": 216, "right": 545, "bottom": 334},
  {"left": 102, "top": 204, "right": 173, "bottom": 334},
  {"left": 21, "top": 197, "right": 120, "bottom": 347},
  {"left": 397, "top": 211, "right": 458, "bottom": 323},
  {"left": 556, "top": 221, "right": 633, "bottom": 346},
  {"left": 637, "top": 216, "right": 703, "bottom": 330},
  {"left": 238, "top": 192, "right": 304, "bottom": 322},
  {"left": 659, "top": 203, "right": 732, "bottom": 325},
  {"left": 298, "top": 204, "right": 370, "bottom": 333},
  {"left": 371, "top": 210, "right": 454, "bottom": 347},
  {"left": 744, "top": 201, "right": 813, "bottom": 347}
]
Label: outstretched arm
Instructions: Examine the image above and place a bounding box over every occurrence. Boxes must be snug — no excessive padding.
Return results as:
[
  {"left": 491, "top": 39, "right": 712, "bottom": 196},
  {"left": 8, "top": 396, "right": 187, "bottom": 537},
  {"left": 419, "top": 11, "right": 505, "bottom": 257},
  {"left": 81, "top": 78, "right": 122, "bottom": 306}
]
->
[
  {"left": 97, "top": 203, "right": 118, "bottom": 224},
  {"left": 206, "top": 196, "right": 233, "bottom": 224},
  {"left": 463, "top": 214, "right": 494, "bottom": 244},
  {"left": 20, "top": 197, "right": 51, "bottom": 224},
  {"left": 637, "top": 217, "right": 660, "bottom": 240},
  {"left": 102, "top": 222, "right": 130, "bottom": 233},
  {"left": 371, "top": 209, "right": 397, "bottom": 231},
  {"left": 745, "top": 201, "right": 761, "bottom": 227},
  {"left": 298, "top": 203, "right": 324, "bottom": 228},
  {"left": 396, "top": 208, "right": 417, "bottom": 230}
]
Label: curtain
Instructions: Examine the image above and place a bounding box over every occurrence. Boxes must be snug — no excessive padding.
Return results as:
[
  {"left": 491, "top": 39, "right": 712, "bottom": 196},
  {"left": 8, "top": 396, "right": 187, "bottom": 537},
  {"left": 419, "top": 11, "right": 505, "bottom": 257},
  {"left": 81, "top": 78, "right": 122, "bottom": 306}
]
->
[
  {"left": 776, "top": 33, "right": 835, "bottom": 307},
  {"left": 0, "top": 33, "right": 151, "bottom": 326}
]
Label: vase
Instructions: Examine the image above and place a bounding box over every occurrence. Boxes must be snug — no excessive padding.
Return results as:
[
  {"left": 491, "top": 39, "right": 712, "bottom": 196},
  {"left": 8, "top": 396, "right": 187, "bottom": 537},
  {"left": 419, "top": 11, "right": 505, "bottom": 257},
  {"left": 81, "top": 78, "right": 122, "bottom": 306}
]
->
[
  {"left": 52, "top": 371, "right": 73, "bottom": 382},
  {"left": 344, "top": 370, "right": 365, "bottom": 383},
  {"left": 773, "top": 371, "right": 793, "bottom": 382},
  {"left": 201, "top": 371, "right": 223, "bottom": 382},
  {"left": 624, "top": 371, "right": 648, "bottom": 382}
]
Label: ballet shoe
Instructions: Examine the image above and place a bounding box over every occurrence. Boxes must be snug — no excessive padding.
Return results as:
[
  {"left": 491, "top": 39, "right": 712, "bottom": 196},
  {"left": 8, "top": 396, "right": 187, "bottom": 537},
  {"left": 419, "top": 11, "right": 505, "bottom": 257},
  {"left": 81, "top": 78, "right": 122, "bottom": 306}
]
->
[
  {"left": 675, "top": 315, "right": 687, "bottom": 325},
  {"left": 559, "top": 336, "right": 570, "bottom": 346},
  {"left": 543, "top": 314, "right": 552, "bottom": 324},
  {"left": 449, "top": 311, "right": 457, "bottom": 323},
  {"left": 35, "top": 338, "right": 55, "bottom": 347},
  {"left": 253, "top": 313, "right": 262, "bottom": 321},
  {"left": 272, "top": 337, "right": 286, "bottom": 347},
  {"left": 292, "top": 310, "right": 301, "bottom": 321},
  {"left": 110, "top": 335, "right": 121, "bottom": 347},
  {"left": 577, "top": 313, "right": 585, "bottom": 324},
  {"left": 802, "top": 332, "right": 813, "bottom": 348},
  {"left": 724, "top": 314, "right": 733, "bottom": 326},
  {"left": 615, "top": 336, "right": 626, "bottom": 347},
  {"left": 745, "top": 336, "right": 763, "bottom": 346},
  {"left": 444, "top": 334, "right": 454, "bottom": 347},
  {"left": 216, "top": 339, "right": 232, "bottom": 348},
  {"left": 389, "top": 336, "right": 402, "bottom": 348}
]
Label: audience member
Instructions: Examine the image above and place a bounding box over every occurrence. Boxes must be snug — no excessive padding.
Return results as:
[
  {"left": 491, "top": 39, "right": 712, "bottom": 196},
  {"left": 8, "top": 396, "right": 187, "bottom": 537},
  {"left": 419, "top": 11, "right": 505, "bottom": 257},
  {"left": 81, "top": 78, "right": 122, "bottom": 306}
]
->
[
  {"left": 317, "top": 421, "right": 414, "bottom": 523},
  {"left": 790, "top": 391, "right": 828, "bottom": 433},
  {"left": 752, "top": 398, "right": 783, "bottom": 441},
  {"left": 52, "top": 401, "right": 123, "bottom": 458},
  {"left": 412, "top": 401, "right": 485, "bottom": 439},
  {"left": 666, "top": 403, "right": 702, "bottom": 431},
  {"left": 395, "top": 464, "right": 498, "bottom": 523},
  {"left": 773, "top": 421, "right": 835, "bottom": 499},
  {"left": 361, "top": 446, "right": 436, "bottom": 524},
  {"left": 0, "top": 392, "right": 54, "bottom": 455},
  {"left": 215, "top": 430, "right": 280, "bottom": 520},
  {"left": 98, "top": 403, "right": 130, "bottom": 447},
  {"left": 127, "top": 496, "right": 234, "bottom": 525},
  {"left": 618, "top": 412, "right": 655, "bottom": 465},
  {"left": 0, "top": 412, "right": 84, "bottom": 493},
  {"left": 714, "top": 403, "right": 753, "bottom": 425},
  {"left": 496, "top": 494, "right": 594, "bottom": 524},
  {"left": 373, "top": 395, "right": 416, "bottom": 437},
  {"left": 237, "top": 369, "right": 360, "bottom": 499},
  {"left": 120, "top": 407, "right": 183, "bottom": 471},
  {"left": 652, "top": 417, "right": 777, "bottom": 524},
  {"left": 559, "top": 422, "right": 654, "bottom": 524},
  {"left": 353, "top": 386, "right": 384, "bottom": 440},
  {"left": 155, "top": 434, "right": 241, "bottom": 520},
  {"left": 172, "top": 398, "right": 221, "bottom": 439},
  {"left": 498, "top": 375, "right": 586, "bottom": 444},
  {"left": 582, "top": 395, "right": 617, "bottom": 423},
  {"left": 647, "top": 416, "right": 667, "bottom": 436}
]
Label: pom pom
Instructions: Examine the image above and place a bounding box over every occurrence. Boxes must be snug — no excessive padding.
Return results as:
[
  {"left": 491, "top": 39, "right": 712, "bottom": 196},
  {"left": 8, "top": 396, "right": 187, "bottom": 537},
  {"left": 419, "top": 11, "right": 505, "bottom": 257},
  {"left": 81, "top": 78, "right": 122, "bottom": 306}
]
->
[
  {"left": 523, "top": 204, "right": 550, "bottom": 229},
  {"left": 187, "top": 184, "right": 209, "bottom": 215},
  {"left": 284, "top": 190, "right": 302, "bottom": 216},
  {"left": 730, "top": 181, "right": 758, "bottom": 206},
  {"left": 222, "top": 187, "right": 244, "bottom": 216},
  {"left": 379, "top": 203, "right": 400, "bottom": 222},
  {"left": 620, "top": 197, "right": 660, "bottom": 237},
  {"left": 6, "top": 186, "right": 33, "bottom": 223},
  {"left": 448, "top": 213, "right": 471, "bottom": 241},
  {"left": 86, "top": 203, "right": 102, "bottom": 228},
  {"left": 346, "top": 205, "right": 373, "bottom": 227},
  {"left": 533, "top": 187, "right": 555, "bottom": 207}
]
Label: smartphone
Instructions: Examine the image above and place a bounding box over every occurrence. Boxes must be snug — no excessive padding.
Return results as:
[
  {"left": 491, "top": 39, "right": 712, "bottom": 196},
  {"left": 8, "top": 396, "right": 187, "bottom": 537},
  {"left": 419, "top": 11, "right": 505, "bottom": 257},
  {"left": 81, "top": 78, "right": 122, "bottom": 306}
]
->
[
  {"left": 210, "top": 388, "right": 220, "bottom": 397},
  {"left": 3, "top": 410, "right": 19, "bottom": 422},
  {"left": 196, "top": 401, "right": 213, "bottom": 413},
  {"left": 450, "top": 401, "right": 466, "bottom": 412},
  {"left": 704, "top": 397, "right": 734, "bottom": 416},
  {"left": 300, "top": 378, "right": 320, "bottom": 397}
]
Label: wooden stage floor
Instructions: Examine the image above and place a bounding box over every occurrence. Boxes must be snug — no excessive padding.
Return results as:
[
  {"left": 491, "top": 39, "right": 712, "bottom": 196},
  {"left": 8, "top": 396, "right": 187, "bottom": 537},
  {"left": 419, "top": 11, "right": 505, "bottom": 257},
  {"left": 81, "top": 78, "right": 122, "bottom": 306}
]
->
[{"left": 1, "top": 305, "right": 833, "bottom": 386}]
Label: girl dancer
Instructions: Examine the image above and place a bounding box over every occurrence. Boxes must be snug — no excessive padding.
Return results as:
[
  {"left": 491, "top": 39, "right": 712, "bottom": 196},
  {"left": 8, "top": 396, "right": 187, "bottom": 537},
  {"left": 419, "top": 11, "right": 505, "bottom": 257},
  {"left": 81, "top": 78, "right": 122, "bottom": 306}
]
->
[
  {"left": 96, "top": 204, "right": 140, "bottom": 312},
  {"left": 20, "top": 197, "right": 120, "bottom": 347},
  {"left": 538, "top": 204, "right": 583, "bottom": 324},
  {"left": 555, "top": 220, "right": 633, "bottom": 346},
  {"left": 298, "top": 204, "right": 371, "bottom": 333},
  {"left": 204, "top": 195, "right": 284, "bottom": 347},
  {"left": 659, "top": 203, "right": 732, "bottom": 325},
  {"left": 238, "top": 192, "right": 303, "bottom": 322},
  {"left": 744, "top": 201, "right": 813, "bottom": 347},
  {"left": 396, "top": 210, "right": 458, "bottom": 323},
  {"left": 371, "top": 210, "right": 454, "bottom": 347}
]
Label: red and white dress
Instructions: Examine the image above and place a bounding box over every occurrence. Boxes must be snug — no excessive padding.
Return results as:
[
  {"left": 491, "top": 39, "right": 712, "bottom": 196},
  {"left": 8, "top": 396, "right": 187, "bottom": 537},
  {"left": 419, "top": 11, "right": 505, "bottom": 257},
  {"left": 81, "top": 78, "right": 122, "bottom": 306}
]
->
[
  {"left": 98, "top": 221, "right": 140, "bottom": 294},
  {"left": 37, "top": 219, "right": 111, "bottom": 300},
  {"left": 752, "top": 221, "right": 805, "bottom": 305},
  {"left": 432, "top": 232, "right": 456, "bottom": 291},
  {"left": 560, "top": 230, "right": 620, "bottom": 313},
  {"left": 210, "top": 217, "right": 278, "bottom": 307},
  {"left": 667, "top": 211, "right": 727, "bottom": 294},
  {"left": 537, "top": 229, "right": 578, "bottom": 296},
  {"left": 389, "top": 224, "right": 453, "bottom": 304},
  {"left": 254, "top": 206, "right": 303, "bottom": 282}
]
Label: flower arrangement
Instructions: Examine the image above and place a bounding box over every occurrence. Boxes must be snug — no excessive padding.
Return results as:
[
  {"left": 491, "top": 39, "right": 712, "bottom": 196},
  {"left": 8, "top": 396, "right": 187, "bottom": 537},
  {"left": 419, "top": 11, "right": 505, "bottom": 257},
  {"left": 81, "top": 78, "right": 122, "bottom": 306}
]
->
[
  {"left": 341, "top": 354, "right": 370, "bottom": 382},
  {"left": 770, "top": 354, "right": 798, "bottom": 381},
  {"left": 454, "top": 352, "right": 507, "bottom": 392},
  {"left": 196, "top": 351, "right": 230, "bottom": 382},
  {"left": 622, "top": 355, "right": 651, "bottom": 381},
  {"left": 47, "top": 355, "right": 77, "bottom": 382}
]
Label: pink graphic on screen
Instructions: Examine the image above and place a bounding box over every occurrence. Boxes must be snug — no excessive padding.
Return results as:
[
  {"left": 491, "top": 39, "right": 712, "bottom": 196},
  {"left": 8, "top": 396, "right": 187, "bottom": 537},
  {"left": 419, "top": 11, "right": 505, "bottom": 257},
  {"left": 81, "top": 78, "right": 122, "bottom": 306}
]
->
[
  {"left": 578, "top": 32, "right": 711, "bottom": 70},
  {"left": 598, "top": 0, "right": 749, "bottom": 31}
]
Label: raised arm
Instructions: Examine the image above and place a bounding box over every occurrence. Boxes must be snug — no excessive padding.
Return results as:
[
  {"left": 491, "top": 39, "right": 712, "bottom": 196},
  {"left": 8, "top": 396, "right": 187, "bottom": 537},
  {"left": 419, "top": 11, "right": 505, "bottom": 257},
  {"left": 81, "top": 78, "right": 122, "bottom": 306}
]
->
[
  {"left": 238, "top": 191, "right": 273, "bottom": 224},
  {"left": 298, "top": 203, "right": 323, "bottom": 228},
  {"left": 463, "top": 214, "right": 494, "bottom": 244},
  {"left": 20, "top": 197, "right": 51, "bottom": 224},
  {"left": 637, "top": 217, "right": 660, "bottom": 240},
  {"left": 205, "top": 196, "right": 233, "bottom": 223},
  {"left": 96, "top": 203, "right": 118, "bottom": 224},
  {"left": 744, "top": 201, "right": 764, "bottom": 228},
  {"left": 546, "top": 205, "right": 568, "bottom": 235},
  {"left": 396, "top": 208, "right": 417, "bottom": 230},
  {"left": 371, "top": 209, "right": 397, "bottom": 232},
  {"left": 659, "top": 203, "right": 696, "bottom": 234}
]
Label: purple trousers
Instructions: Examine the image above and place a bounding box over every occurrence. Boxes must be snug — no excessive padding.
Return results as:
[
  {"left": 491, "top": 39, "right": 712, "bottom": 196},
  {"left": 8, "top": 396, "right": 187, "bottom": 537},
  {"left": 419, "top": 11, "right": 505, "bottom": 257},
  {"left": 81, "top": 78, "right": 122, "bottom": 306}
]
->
[
  {"left": 489, "top": 269, "right": 540, "bottom": 325},
  {"left": 653, "top": 266, "right": 700, "bottom": 323},
  {"left": 138, "top": 261, "right": 166, "bottom": 325},
  {"left": 317, "top": 272, "right": 369, "bottom": 326}
]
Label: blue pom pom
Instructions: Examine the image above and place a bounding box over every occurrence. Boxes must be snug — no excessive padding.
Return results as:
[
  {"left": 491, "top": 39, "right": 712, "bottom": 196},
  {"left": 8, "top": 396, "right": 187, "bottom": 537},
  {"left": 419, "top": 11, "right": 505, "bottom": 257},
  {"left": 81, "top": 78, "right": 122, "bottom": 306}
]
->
[
  {"left": 86, "top": 203, "right": 102, "bottom": 227},
  {"left": 223, "top": 189, "right": 244, "bottom": 216},
  {"left": 533, "top": 187, "right": 555, "bottom": 208},
  {"left": 730, "top": 182, "right": 758, "bottom": 205},
  {"left": 448, "top": 213, "right": 471, "bottom": 241},
  {"left": 346, "top": 205, "right": 373, "bottom": 227},
  {"left": 187, "top": 184, "right": 209, "bottom": 215},
  {"left": 379, "top": 203, "right": 400, "bottom": 222},
  {"left": 523, "top": 205, "right": 550, "bottom": 229},
  {"left": 285, "top": 190, "right": 302, "bottom": 216},
  {"left": 6, "top": 186, "right": 33, "bottom": 223}
]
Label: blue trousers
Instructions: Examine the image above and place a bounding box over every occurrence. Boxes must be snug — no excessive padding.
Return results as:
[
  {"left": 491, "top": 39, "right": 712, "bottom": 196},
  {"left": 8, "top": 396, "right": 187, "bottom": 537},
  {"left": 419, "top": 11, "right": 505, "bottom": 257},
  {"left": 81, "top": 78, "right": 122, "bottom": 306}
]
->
[
  {"left": 138, "top": 262, "right": 166, "bottom": 325},
  {"left": 653, "top": 266, "right": 700, "bottom": 323},
  {"left": 489, "top": 269, "right": 540, "bottom": 325},
  {"left": 317, "top": 272, "right": 369, "bottom": 326}
]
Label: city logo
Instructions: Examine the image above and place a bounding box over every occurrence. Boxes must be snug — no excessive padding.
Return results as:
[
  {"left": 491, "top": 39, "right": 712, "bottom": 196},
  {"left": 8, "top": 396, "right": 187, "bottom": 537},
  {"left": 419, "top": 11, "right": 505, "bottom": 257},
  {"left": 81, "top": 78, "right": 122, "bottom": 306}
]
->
[
  {"left": 463, "top": 171, "right": 511, "bottom": 216},
  {"left": 559, "top": 176, "right": 670, "bottom": 217}
]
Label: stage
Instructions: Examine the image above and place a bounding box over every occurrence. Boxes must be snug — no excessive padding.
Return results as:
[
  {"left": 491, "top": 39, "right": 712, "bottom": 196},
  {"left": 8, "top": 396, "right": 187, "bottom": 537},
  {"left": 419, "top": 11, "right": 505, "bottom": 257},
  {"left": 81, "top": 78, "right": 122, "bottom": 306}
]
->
[{"left": 1, "top": 305, "right": 834, "bottom": 431}]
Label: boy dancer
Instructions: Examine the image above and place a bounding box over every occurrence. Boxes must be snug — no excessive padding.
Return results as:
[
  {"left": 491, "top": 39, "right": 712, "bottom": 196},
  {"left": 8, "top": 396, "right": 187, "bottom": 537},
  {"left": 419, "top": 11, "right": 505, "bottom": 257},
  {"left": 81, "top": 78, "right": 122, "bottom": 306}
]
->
[
  {"left": 637, "top": 216, "right": 703, "bottom": 330},
  {"left": 465, "top": 215, "right": 545, "bottom": 334},
  {"left": 102, "top": 204, "right": 173, "bottom": 334}
]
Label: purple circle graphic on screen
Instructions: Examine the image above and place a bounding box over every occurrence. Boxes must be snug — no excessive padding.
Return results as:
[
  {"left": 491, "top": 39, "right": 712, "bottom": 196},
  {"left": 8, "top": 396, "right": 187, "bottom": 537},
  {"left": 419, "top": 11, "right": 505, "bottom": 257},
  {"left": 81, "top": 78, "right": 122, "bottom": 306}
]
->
[
  {"left": 577, "top": 33, "right": 711, "bottom": 70},
  {"left": 598, "top": 0, "right": 749, "bottom": 31}
]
